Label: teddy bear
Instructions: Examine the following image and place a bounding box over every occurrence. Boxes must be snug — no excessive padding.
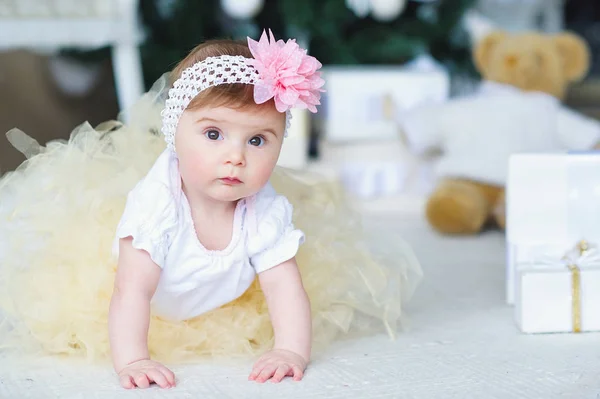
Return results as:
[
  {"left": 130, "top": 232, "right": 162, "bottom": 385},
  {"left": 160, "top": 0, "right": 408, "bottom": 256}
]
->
[{"left": 398, "top": 30, "right": 600, "bottom": 235}]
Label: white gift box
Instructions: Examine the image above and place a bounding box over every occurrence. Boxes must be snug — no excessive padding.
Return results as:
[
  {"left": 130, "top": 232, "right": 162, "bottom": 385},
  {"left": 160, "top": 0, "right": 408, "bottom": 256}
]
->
[
  {"left": 277, "top": 107, "right": 309, "bottom": 170},
  {"left": 506, "top": 153, "right": 600, "bottom": 305},
  {"left": 321, "top": 65, "right": 449, "bottom": 143},
  {"left": 313, "top": 139, "right": 437, "bottom": 199},
  {"left": 514, "top": 242, "right": 600, "bottom": 333}
]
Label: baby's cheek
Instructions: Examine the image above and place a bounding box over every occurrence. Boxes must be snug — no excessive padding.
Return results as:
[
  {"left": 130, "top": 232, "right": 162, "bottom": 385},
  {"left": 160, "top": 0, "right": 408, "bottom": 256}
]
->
[
  {"left": 252, "top": 163, "right": 276, "bottom": 187},
  {"left": 179, "top": 155, "right": 212, "bottom": 186}
]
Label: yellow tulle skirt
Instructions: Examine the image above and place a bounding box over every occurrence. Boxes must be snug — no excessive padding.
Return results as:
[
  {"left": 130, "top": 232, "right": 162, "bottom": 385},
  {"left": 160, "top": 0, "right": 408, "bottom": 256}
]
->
[{"left": 0, "top": 81, "right": 422, "bottom": 365}]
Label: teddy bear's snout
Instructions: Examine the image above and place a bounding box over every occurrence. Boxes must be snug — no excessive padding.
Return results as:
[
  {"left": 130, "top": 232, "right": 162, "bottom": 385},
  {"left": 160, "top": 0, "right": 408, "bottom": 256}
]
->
[
  {"left": 504, "top": 54, "right": 518, "bottom": 68},
  {"left": 502, "top": 54, "right": 540, "bottom": 84}
]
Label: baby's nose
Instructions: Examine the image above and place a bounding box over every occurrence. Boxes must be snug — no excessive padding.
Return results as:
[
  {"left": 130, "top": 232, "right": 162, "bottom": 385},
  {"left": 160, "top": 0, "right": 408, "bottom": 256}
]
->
[{"left": 226, "top": 146, "right": 245, "bottom": 166}]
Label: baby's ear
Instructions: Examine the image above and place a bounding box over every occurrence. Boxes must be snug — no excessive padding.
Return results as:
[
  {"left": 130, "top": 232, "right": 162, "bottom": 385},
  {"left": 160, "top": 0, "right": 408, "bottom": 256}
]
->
[
  {"left": 473, "top": 31, "right": 506, "bottom": 75},
  {"left": 553, "top": 32, "right": 590, "bottom": 82}
]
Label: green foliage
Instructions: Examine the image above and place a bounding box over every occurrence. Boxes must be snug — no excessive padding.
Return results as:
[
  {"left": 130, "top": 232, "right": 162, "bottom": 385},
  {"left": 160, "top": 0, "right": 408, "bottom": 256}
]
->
[
  {"left": 274, "top": 0, "right": 477, "bottom": 71},
  {"left": 139, "top": 0, "right": 478, "bottom": 85},
  {"left": 139, "top": 0, "right": 224, "bottom": 87},
  {"left": 62, "top": 0, "right": 478, "bottom": 89}
]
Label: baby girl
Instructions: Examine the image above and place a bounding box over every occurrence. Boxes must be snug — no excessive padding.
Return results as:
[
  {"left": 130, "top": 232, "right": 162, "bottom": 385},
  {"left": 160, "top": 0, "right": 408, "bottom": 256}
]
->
[{"left": 108, "top": 30, "right": 324, "bottom": 389}]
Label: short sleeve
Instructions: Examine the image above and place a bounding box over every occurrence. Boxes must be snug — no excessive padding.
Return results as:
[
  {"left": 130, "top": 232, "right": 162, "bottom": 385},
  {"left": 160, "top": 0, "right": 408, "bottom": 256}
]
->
[
  {"left": 112, "top": 179, "right": 178, "bottom": 268},
  {"left": 247, "top": 192, "right": 305, "bottom": 274},
  {"left": 556, "top": 106, "right": 600, "bottom": 150}
]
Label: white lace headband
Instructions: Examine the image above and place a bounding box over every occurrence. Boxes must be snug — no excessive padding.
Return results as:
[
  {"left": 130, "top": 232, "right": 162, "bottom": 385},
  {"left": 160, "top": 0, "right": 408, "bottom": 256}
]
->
[{"left": 160, "top": 29, "right": 325, "bottom": 150}]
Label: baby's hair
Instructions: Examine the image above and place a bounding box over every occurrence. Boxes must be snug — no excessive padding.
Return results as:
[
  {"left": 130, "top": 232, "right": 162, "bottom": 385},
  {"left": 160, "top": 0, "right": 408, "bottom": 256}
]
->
[{"left": 170, "top": 39, "right": 274, "bottom": 112}]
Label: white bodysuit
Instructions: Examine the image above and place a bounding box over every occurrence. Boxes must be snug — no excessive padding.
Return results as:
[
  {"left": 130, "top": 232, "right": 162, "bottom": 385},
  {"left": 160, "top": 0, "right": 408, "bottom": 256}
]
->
[{"left": 112, "top": 149, "right": 305, "bottom": 321}]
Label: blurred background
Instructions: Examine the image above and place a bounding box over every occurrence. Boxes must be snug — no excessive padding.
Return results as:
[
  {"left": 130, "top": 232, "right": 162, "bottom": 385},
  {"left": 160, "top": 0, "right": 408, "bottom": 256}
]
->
[{"left": 1, "top": 0, "right": 599, "bottom": 202}]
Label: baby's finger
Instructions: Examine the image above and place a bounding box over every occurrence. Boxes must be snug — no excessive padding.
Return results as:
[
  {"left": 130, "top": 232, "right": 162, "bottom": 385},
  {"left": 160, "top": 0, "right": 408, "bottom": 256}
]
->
[
  {"left": 159, "top": 365, "right": 176, "bottom": 386},
  {"left": 249, "top": 357, "right": 272, "bottom": 381},
  {"left": 133, "top": 372, "right": 151, "bottom": 389},
  {"left": 119, "top": 374, "right": 135, "bottom": 389},
  {"left": 146, "top": 368, "right": 170, "bottom": 389},
  {"left": 248, "top": 362, "right": 265, "bottom": 381},
  {"left": 270, "top": 365, "right": 291, "bottom": 383},
  {"left": 256, "top": 364, "right": 278, "bottom": 383},
  {"left": 252, "top": 357, "right": 270, "bottom": 373},
  {"left": 291, "top": 365, "right": 305, "bottom": 381}
]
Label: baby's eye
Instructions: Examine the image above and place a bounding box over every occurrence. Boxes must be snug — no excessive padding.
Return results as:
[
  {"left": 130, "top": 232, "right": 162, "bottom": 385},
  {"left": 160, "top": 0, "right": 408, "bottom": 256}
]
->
[
  {"left": 249, "top": 136, "right": 265, "bottom": 147},
  {"left": 205, "top": 130, "right": 222, "bottom": 141}
]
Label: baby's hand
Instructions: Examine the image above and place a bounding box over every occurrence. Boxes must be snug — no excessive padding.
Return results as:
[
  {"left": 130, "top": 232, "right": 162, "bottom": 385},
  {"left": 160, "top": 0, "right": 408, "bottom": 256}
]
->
[
  {"left": 248, "top": 349, "right": 307, "bottom": 383},
  {"left": 117, "top": 359, "right": 176, "bottom": 389}
]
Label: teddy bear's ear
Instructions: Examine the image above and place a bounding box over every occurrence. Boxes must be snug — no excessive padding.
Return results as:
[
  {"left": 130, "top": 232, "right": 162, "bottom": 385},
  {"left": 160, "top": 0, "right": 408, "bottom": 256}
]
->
[
  {"left": 473, "top": 31, "right": 506, "bottom": 74},
  {"left": 553, "top": 32, "right": 591, "bottom": 82}
]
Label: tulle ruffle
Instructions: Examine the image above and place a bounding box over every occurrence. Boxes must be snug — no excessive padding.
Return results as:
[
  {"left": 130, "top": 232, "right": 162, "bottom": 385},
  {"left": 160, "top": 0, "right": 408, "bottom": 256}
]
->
[{"left": 0, "top": 76, "right": 422, "bottom": 364}]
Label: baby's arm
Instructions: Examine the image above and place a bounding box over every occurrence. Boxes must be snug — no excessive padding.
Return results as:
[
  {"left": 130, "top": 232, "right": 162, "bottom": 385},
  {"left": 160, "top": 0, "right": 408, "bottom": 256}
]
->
[
  {"left": 249, "top": 257, "right": 311, "bottom": 383},
  {"left": 108, "top": 237, "right": 175, "bottom": 389}
]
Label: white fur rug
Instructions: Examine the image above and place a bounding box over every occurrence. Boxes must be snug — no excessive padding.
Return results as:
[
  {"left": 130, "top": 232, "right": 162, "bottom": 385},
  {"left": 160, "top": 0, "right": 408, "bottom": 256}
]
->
[{"left": 1, "top": 205, "right": 598, "bottom": 398}]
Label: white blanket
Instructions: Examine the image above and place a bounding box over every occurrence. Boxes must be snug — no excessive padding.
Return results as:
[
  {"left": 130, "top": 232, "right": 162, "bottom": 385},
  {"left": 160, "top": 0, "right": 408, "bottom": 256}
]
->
[{"left": 1, "top": 212, "right": 597, "bottom": 398}]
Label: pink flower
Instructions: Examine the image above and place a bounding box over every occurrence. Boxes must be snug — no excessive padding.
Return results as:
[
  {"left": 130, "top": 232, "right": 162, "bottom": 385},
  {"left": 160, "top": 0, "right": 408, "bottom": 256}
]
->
[{"left": 246, "top": 29, "right": 325, "bottom": 113}]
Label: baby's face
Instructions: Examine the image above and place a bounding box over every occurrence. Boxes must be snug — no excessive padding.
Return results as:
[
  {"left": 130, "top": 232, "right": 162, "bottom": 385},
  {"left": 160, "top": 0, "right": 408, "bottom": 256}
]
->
[{"left": 174, "top": 104, "right": 286, "bottom": 203}]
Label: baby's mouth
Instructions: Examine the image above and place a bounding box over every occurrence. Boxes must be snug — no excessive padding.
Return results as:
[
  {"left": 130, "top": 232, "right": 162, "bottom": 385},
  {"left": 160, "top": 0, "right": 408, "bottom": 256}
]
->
[{"left": 220, "top": 177, "right": 242, "bottom": 185}]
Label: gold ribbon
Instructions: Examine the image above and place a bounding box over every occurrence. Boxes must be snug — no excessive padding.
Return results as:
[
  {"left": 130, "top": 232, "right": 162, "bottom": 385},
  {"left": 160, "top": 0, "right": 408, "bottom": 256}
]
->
[
  {"left": 566, "top": 263, "right": 582, "bottom": 332},
  {"left": 528, "top": 239, "right": 598, "bottom": 333},
  {"left": 563, "top": 240, "right": 588, "bottom": 333}
]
